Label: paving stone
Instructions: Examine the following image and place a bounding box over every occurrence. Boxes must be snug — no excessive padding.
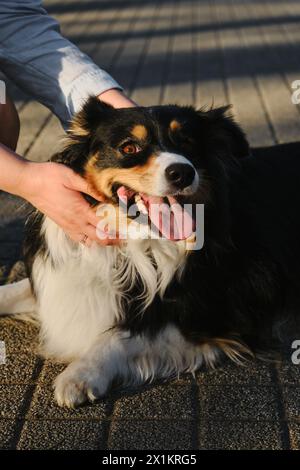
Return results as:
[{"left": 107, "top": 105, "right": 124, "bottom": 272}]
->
[
  {"left": 17, "top": 419, "right": 107, "bottom": 450},
  {"left": 196, "top": 360, "right": 273, "bottom": 386},
  {"left": 26, "top": 381, "right": 110, "bottom": 420},
  {"left": 288, "top": 423, "right": 300, "bottom": 450},
  {"left": 0, "top": 319, "right": 39, "bottom": 354},
  {"left": 0, "top": 384, "right": 33, "bottom": 418},
  {"left": 198, "top": 385, "right": 279, "bottom": 421},
  {"left": 198, "top": 420, "right": 282, "bottom": 450},
  {"left": 109, "top": 419, "right": 196, "bottom": 450},
  {"left": 1, "top": 0, "right": 300, "bottom": 452},
  {"left": 282, "top": 386, "right": 300, "bottom": 420},
  {"left": 0, "top": 352, "right": 39, "bottom": 384},
  {"left": 277, "top": 361, "right": 300, "bottom": 385},
  {"left": 37, "top": 360, "right": 67, "bottom": 384},
  {"left": 113, "top": 384, "right": 196, "bottom": 420},
  {"left": 0, "top": 419, "right": 18, "bottom": 449}
]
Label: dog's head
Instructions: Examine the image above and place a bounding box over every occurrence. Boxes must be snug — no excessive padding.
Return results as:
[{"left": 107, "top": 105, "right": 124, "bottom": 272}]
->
[{"left": 56, "top": 97, "right": 249, "bottom": 240}]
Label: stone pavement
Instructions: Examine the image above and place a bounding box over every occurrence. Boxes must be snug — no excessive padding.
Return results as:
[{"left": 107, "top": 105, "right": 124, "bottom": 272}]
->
[{"left": 1, "top": 0, "right": 300, "bottom": 450}]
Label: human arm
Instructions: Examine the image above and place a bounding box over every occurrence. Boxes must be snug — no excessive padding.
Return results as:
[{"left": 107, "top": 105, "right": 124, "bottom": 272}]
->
[
  {"left": 0, "top": 1, "right": 138, "bottom": 244},
  {"left": 0, "top": 0, "right": 136, "bottom": 128}
]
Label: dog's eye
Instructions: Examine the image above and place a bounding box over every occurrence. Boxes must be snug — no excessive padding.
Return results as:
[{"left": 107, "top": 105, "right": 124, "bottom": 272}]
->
[{"left": 121, "top": 142, "right": 142, "bottom": 155}]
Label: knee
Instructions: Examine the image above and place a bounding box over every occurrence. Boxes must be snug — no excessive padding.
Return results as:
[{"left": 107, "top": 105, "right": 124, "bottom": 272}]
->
[{"left": 0, "top": 96, "right": 20, "bottom": 151}]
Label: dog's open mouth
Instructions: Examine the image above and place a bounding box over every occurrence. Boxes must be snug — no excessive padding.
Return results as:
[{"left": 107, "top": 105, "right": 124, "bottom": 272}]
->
[{"left": 115, "top": 185, "right": 195, "bottom": 241}]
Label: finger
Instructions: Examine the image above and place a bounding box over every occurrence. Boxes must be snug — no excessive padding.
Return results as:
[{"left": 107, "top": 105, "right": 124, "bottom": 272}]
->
[
  {"left": 68, "top": 171, "right": 106, "bottom": 202},
  {"left": 81, "top": 236, "right": 93, "bottom": 248},
  {"left": 87, "top": 207, "right": 103, "bottom": 228},
  {"left": 84, "top": 224, "right": 102, "bottom": 242},
  {"left": 83, "top": 224, "right": 120, "bottom": 246},
  {"left": 67, "top": 232, "right": 93, "bottom": 247},
  {"left": 70, "top": 228, "right": 120, "bottom": 247}
]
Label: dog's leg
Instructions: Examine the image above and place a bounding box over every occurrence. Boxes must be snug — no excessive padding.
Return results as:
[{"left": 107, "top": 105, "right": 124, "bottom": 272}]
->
[
  {"left": 54, "top": 329, "right": 145, "bottom": 408},
  {"left": 0, "top": 278, "right": 36, "bottom": 316},
  {"left": 53, "top": 325, "right": 206, "bottom": 408}
]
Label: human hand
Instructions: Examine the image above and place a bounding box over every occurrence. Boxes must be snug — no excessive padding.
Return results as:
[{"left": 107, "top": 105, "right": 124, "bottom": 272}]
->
[
  {"left": 98, "top": 88, "right": 137, "bottom": 109},
  {"left": 17, "top": 161, "right": 119, "bottom": 247}
]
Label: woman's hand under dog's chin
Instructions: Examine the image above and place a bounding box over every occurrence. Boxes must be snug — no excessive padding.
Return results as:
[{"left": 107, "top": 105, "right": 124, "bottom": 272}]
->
[{"left": 16, "top": 160, "right": 121, "bottom": 246}]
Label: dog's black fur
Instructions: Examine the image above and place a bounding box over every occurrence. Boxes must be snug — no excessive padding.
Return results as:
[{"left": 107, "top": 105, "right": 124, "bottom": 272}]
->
[{"left": 24, "top": 98, "right": 300, "bottom": 358}]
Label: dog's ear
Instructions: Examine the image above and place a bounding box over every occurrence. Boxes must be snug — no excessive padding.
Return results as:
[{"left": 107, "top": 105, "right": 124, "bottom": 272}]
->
[
  {"left": 50, "top": 98, "right": 113, "bottom": 173},
  {"left": 69, "top": 96, "right": 114, "bottom": 137},
  {"left": 198, "top": 105, "right": 250, "bottom": 160}
]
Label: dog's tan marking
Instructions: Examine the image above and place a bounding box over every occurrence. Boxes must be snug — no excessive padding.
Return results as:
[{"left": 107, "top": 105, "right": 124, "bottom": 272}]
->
[
  {"left": 131, "top": 124, "right": 148, "bottom": 141},
  {"left": 170, "top": 120, "right": 181, "bottom": 132},
  {"left": 85, "top": 154, "right": 159, "bottom": 198}
]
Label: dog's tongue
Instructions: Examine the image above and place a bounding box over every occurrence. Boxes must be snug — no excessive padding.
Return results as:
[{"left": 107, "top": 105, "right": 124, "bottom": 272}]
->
[
  {"left": 141, "top": 194, "right": 194, "bottom": 240},
  {"left": 117, "top": 186, "right": 194, "bottom": 240}
]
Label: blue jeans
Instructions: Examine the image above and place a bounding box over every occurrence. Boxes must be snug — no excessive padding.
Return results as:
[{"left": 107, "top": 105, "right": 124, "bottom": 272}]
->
[{"left": 0, "top": 0, "right": 122, "bottom": 128}]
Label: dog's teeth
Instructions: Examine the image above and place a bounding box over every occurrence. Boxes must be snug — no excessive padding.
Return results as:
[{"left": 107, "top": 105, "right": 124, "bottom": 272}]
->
[{"left": 135, "top": 195, "right": 148, "bottom": 214}]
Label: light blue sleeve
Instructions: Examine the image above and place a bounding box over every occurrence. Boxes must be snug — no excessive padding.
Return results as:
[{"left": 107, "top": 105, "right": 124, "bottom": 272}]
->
[{"left": 0, "top": 0, "right": 123, "bottom": 128}]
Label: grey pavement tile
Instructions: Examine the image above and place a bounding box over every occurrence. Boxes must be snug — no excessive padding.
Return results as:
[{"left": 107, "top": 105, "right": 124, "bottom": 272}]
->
[
  {"left": 198, "top": 385, "right": 279, "bottom": 421},
  {"left": 1, "top": 0, "right": 300, "bottom": 452},
  {"left": 109, "top": 419, "right": 196, "bottom": 450},
  {"left": 0, "top": 318, "right": 39, "bottom": 354},
  {"left": 196, "top": 360, "right": 273, "bottom": 386},
  {"left": 27, "top": 382, "right": 111, "bottom": 420},
  {"left": 277, "top": 361, "right": 300, "bottom": 385},
  {"left": 282, "top": 386, "right": 300, "bottom": 420},
  {"left": 0, "top": 384, "right": 33, "bottom": 418},
  {"left": 0, "top": 419, "right": 18, "bottom": 449},
  {"left": 170, "top": 373, "right": 195, "bottom": 385},
  {"left": 0, "top": 352, "right": 39, "bottom": 384},
  {"left": 17, "top": 419, "right": 107, "bottom": 450},
  {"left": 113, "top": 384, "right": 196, "bottom": 420},
  {"left": 288, "top": 423, "right": 300, "bottom": 450},
  {"left": 37, "top": 360, "right": 67, "bottom": 384},
  {"left": 198, "top": 420, "right": 283, "bottom": 450}
]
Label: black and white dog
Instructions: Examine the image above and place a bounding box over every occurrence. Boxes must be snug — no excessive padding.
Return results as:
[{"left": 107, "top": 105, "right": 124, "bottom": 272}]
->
[{"left": 1, "top": 97, "right": 300, "bottom": 408}]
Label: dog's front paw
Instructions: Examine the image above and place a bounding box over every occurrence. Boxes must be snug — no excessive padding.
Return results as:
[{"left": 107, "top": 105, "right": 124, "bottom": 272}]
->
[{"left": 54, "top": 363, "right": 109, "bottom": 408}]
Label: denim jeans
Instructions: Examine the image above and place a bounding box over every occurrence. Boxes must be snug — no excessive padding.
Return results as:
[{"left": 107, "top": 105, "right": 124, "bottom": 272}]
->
[{"left": 0, "top": 0, "right": 122, "bottom": 128}]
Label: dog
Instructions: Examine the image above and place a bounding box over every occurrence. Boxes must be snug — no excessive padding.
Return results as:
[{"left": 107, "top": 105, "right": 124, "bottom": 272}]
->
[{"left": 1, "top": 97, "right": 300, "bottom": 408}]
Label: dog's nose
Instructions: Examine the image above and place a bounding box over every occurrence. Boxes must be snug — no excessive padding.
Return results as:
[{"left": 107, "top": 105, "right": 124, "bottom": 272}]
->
[{"left": 165, "top": 163, "right": 195, "bottom": 189}]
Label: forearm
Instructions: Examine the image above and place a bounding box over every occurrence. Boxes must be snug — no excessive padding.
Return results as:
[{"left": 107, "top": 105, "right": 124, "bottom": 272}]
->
[{"left": 0, "top": 144, "right": 29, "bottom": 197}]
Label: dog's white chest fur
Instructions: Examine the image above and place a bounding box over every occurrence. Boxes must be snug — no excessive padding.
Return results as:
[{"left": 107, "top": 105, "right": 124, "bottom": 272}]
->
[
  {"left": 33, "top": 217, "right": 187, "bottom": 360},
  {"left": 26, "top": 217, "right": 220, "bottom": 408},
  {"left": 0, "top": 216, "right": 221, "bottom": 408}
]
